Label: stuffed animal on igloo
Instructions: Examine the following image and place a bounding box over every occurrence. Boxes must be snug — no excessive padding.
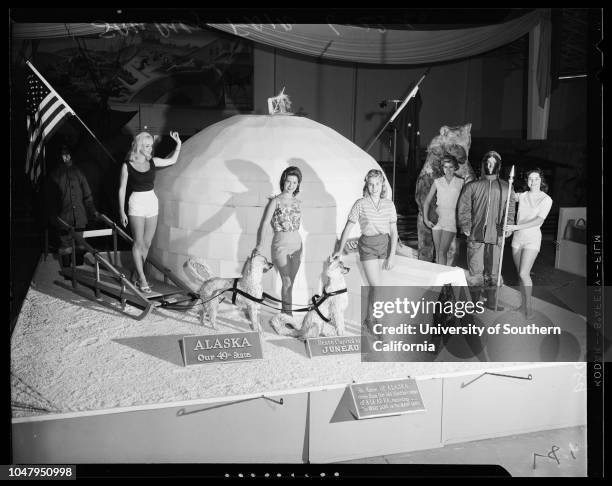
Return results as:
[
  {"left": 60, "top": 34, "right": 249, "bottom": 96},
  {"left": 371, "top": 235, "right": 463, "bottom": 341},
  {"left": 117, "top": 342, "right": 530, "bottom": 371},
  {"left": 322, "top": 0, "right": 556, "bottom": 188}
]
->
[{"left": 414, "top": 124, "right": 475, "bottom": 264}]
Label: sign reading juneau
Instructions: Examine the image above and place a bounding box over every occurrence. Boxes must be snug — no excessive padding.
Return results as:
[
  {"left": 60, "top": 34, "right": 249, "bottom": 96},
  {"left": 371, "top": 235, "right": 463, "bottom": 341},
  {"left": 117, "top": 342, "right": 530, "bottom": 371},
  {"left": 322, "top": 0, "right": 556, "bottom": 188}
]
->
[
  {"left": 182, "top": 332, "right": 263, "bottom": 366},
  {"left": 306, "top": 335, "right": 361, "bottom": 358},
  {"left": 349, "top": 378, "right": 425, "bottom": 419}
]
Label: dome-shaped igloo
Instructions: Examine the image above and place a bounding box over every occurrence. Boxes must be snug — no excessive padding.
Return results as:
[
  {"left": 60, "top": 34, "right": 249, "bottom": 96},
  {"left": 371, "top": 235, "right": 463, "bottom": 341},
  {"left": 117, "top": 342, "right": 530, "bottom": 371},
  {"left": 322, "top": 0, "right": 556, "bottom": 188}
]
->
[{"left": 151, "top": 114, "right": 390, "bottom": 312}]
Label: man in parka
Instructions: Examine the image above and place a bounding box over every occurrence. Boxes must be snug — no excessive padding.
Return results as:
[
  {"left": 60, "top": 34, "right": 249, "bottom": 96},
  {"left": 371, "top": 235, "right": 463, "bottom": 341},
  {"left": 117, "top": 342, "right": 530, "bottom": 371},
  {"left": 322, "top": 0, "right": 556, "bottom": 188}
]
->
[
  {"left": 457, "top": 150, "right": 515, "bottom": 310},
  {"left": 46, "top": 145, "right": 99, "bottom": 267}
]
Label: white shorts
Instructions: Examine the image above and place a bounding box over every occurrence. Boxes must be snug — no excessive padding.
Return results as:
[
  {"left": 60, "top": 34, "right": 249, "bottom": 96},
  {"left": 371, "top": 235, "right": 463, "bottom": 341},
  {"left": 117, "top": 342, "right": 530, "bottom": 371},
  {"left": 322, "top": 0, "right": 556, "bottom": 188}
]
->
[
  {"left": 432, "top": 206, "right": 457, "bottom": 233},
  {"left": 511, "top": 229, "right": 541, "bottom": 252},
  {"left": 128, "top": 190, "right": 158, "bottom": 218}
]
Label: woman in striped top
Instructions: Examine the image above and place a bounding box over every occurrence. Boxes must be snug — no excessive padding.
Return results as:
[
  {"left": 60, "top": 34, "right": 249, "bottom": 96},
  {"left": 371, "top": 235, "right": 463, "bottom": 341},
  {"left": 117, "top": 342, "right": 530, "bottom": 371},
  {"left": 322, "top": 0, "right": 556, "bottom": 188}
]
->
[{"left": 333, "top": 169, "right": 398, "bottom": 286}]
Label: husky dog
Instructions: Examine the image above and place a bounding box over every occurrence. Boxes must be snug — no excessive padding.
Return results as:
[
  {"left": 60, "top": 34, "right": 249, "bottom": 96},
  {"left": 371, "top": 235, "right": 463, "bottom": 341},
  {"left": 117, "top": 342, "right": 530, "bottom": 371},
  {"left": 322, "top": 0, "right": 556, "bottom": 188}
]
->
[
  {"left": 186, "top": 254, "right": 273, "bottom": 332},
  {"left": 270, "top": 257, "right": 350, "bottom": 339}
]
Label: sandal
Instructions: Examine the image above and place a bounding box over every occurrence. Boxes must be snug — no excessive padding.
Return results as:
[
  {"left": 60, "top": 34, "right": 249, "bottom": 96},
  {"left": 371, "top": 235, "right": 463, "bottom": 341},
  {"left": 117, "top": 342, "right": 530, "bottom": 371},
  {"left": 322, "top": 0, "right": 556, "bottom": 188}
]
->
[{"left": 135, "top": 280, "right": 152, "bottom": 294}]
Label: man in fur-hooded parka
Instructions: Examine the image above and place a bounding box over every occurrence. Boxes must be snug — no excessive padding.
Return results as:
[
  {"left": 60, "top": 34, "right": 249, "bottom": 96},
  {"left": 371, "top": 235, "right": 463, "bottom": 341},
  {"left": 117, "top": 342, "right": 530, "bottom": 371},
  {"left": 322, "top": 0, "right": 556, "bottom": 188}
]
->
[{"left": 457, "top": 150, "right": 516, "bottom": 310}]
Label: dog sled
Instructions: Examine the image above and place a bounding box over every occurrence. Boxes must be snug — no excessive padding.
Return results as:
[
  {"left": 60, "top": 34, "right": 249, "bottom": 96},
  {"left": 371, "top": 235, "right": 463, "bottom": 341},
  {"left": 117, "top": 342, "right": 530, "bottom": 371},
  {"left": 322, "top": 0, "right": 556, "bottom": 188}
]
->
[
  {"left": 53, "top": 213, "right": 350, "bottom": 326},
  {"left": 54, "top": 214, "right": 199, "bottom": 320}
]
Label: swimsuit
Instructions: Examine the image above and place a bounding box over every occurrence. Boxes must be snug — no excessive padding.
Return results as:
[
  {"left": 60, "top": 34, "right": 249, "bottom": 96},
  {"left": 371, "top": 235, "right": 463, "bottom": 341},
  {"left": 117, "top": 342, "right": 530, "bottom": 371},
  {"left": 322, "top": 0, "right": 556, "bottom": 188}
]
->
[
  {"left": 270, "top": 197, "right": 302, "bottom": 266},
  {"left": 432, "top": 176, "right": 463, "bottom": 233},
  {"left": 127, "top": 160, "right": 158, "bottom": 218}
]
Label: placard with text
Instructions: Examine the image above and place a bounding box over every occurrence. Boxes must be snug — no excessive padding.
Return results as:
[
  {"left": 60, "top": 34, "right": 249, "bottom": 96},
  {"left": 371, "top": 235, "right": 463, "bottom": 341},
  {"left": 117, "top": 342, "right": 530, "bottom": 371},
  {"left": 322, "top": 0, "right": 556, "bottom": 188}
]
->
[
  {"left": 182, "top": 332, "right": 263, "bottom": 366},
  {"left": 305, "top": 335, "right": 360, "bottom": 358},
  {"left": 349, "top": 378, "right": 425, "bottom": 419}
]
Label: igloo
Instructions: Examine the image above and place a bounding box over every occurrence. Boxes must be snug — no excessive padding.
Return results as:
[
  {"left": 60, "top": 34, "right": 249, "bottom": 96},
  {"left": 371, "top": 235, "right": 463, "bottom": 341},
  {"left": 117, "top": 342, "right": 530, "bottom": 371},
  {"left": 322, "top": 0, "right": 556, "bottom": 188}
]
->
[{"left": 150, "top": 114, "right": 390, "bottom": 312}]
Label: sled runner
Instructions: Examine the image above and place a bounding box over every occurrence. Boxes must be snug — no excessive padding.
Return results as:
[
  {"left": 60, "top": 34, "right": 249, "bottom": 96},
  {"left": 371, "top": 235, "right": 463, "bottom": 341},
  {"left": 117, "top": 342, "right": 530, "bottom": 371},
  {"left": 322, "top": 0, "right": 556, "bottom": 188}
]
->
[{"left": 54, "top": 214, "right": 199, "bottom": 320}]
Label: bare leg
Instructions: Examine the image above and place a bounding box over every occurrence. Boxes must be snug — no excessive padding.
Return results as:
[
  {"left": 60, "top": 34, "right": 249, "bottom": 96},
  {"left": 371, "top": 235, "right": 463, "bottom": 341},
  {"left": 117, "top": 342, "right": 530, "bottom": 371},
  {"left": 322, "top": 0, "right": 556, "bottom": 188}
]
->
[
  {"left": 362, "top": 258, "right": 383, "bottom": 287},
  {"left": 517, "top": 249, "right": 539, "bottom": 318},
  {"left": 275, "top": 253, "right": 292, "bottom": 315},
  {"left": 142, "top": 216, "right": 158, "bottom": 260},
  {"left": 273, "top": 246, "right": 302, "bottom": 316},
  {"left": 437, "top": 230, "right": 456, "bottom": 266},
  {"left": 283, "top": 247, "right": 302, "bottom": 316},
  {"left": 432, "top": 229, "right": 443, "bottom": 264},
  {"left": 129, "top": 215, "right": 147, "bottom": 285},
  {"left": 361, "top": 258, "right": 384, "bottom": 334},
  {"left": 511, "top": 246, "right": 525, "bottom": 312}
]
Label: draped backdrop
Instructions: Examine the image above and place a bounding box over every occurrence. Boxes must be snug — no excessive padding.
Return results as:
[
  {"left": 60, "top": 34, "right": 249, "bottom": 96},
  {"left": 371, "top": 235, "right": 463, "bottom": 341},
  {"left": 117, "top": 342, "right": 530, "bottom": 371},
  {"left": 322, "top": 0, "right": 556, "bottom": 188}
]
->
[
  {"left": 208, "top": 11, "right": 546, "bottom": 65},
  {"left": 12, "top": 9, "right": 551, "bottom": 137},
  {"left": 13, "top": 11, "right": 545, "bottom": 65}
]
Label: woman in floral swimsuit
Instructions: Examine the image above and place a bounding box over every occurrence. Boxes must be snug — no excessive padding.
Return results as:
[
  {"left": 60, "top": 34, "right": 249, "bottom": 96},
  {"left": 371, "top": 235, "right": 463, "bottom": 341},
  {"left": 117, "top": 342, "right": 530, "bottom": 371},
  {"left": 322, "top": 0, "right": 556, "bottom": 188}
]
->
[{"left": 255, "top": 166, "right": 303, "bottom": 317}]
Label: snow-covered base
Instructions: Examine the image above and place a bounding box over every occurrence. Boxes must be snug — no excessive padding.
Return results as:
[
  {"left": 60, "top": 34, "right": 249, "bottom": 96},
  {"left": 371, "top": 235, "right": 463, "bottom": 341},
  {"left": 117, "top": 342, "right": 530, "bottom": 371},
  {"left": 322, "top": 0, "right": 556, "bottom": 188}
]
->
[{"left": 11, "top": 258, "right": 571, "bottom": 419}]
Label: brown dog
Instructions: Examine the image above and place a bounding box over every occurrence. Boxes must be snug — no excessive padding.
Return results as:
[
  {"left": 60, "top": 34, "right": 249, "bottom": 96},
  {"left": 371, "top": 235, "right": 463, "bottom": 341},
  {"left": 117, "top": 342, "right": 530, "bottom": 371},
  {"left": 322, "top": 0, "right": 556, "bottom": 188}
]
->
[{"left": 187, "top": 254, "right": 273, "bottom": 332}]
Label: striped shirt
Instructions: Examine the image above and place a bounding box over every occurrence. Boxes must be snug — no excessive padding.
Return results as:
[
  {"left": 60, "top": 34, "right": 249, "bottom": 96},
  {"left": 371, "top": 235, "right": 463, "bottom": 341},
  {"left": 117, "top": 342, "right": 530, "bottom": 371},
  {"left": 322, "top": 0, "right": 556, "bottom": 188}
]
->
[{"left": 348, "top": 197, "right": 397, "bottom": 236}]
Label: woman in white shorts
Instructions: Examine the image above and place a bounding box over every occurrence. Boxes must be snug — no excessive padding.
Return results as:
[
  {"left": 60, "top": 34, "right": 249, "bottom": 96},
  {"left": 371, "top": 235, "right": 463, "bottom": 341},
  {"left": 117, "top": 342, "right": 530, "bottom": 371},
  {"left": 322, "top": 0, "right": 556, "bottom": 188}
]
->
[
  {"left": 506, "top": 169, "right": 553, "bottom": 318},
  {"left": 422, "top": 155, "right": 464, "bottom": 265},
  {"left": 118, "top": 131, "right": 182, "bottom": 293}
]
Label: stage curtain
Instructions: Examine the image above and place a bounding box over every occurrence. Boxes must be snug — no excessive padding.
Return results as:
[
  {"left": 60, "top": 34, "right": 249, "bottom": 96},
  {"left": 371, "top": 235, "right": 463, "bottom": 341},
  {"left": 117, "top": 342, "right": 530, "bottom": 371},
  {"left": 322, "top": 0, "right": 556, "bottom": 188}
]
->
[
  {"left": 527, "top": 10, "right": 552, "bottom": 140},
  {"left": 208, "top": 10, "right": 546, "bottom": 65}
]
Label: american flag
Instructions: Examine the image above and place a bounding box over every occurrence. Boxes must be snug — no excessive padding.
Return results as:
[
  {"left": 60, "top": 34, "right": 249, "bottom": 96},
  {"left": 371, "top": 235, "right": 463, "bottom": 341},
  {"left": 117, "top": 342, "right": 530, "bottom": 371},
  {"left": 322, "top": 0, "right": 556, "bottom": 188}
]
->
[{"left": 25, "top": 63, "right": 72, "bottom": 183}]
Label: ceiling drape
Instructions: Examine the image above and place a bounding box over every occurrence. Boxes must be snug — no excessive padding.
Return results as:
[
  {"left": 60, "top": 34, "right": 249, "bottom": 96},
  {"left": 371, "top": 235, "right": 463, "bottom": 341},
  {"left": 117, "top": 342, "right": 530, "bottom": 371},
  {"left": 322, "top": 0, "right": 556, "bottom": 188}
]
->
[
  {"left": 11, "top": 23, "right": 107, "bottom": 39},
  {"left": 207, "top": 10, "right": 544, "bottom": 65},
  {"left": 13, "top": 10, "right": 544, "bottom": 65}
]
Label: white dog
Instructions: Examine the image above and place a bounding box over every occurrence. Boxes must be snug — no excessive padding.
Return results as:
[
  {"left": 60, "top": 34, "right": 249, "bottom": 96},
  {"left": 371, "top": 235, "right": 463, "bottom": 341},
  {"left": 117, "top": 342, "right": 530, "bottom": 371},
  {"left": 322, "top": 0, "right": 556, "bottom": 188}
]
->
[
  {"left": 270, "top": 257, "right": 350, "bottom": 340},
  {"left": 186, "top": 254, "right": 273, "bottom": 332}
]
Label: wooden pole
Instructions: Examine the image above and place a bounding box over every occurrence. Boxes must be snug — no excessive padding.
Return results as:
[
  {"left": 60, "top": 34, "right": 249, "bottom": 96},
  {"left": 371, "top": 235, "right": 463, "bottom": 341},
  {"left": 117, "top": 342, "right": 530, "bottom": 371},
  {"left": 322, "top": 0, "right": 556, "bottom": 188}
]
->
[{"left": 495, "top": 165, "right": 515, "bottom": 310}]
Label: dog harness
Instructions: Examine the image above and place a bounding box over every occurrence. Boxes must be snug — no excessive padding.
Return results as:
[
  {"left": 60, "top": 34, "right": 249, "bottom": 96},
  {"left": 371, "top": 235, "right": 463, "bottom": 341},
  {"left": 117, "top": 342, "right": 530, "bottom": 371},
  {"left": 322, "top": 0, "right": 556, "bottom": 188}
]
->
[
  {"left": 177, "top": 279, "right": 347, "bottom": 321},
  {"left": 226, "top": 281, "right": 347, "bottom": 322},
  {"left": 309, "top": 288, "right": 348, "bottom": 322},
  {"left": 230, "top": 277, "right": 264, "bottom": 305}
]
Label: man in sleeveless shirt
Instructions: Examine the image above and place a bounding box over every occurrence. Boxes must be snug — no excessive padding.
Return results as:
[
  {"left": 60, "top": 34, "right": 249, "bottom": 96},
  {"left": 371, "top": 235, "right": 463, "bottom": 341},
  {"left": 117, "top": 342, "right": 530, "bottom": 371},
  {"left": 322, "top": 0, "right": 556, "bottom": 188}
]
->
[{"left": 457, "top": 151, "right": 515, "bottom": 310}]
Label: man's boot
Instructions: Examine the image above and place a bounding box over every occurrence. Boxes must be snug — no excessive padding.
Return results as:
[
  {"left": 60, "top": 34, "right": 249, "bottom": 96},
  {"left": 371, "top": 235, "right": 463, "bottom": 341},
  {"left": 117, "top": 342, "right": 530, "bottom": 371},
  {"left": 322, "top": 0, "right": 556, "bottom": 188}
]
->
[
  {"left": 484, "top": 287, "right": 504, "bottom": 311},
  {"left": 469, "top": 287, "right": 484, "bottom": 306},
  {"left": 75, "top": 249, "right": 85, "bottom": 266},
  {"left": 60, "top": 253, "right": 72, "bottom": 268}
]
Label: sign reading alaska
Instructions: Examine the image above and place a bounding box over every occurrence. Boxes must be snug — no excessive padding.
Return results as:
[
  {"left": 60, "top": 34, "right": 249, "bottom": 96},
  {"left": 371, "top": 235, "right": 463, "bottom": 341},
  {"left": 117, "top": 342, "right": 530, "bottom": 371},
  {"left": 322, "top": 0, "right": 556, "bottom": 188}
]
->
[{"left": 182, "top": 332, "right": 263, "bottom": 366}]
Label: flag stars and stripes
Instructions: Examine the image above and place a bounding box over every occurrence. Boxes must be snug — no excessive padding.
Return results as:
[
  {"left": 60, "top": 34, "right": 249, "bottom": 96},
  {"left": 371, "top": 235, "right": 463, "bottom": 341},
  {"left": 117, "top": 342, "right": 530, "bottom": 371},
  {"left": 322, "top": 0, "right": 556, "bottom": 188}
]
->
[{"left": 25, "top": 67, "right": 72, "bottom": 183}]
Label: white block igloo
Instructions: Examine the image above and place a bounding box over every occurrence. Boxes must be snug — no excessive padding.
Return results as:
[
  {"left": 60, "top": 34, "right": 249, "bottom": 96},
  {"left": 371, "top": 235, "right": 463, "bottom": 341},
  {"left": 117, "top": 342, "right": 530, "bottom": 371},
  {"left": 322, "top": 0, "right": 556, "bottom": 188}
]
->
[{"left": 151, "top": 114, "right": 391, "bottom": 315}]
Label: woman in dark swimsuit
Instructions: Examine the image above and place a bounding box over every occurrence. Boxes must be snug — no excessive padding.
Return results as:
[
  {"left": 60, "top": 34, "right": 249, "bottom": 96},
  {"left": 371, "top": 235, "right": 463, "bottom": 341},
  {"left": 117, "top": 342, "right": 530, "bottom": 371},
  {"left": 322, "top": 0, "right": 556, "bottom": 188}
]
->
[{"left": 118, "top": 131, "right": 181, "bottom": 293}]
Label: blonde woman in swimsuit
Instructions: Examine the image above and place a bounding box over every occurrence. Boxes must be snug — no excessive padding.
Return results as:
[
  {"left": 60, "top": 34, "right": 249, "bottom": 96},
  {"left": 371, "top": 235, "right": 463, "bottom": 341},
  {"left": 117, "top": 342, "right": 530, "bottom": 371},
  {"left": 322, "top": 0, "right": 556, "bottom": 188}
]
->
[
  {"left": 254, "top": 166, "right": 303, "bottom": 317},
  {"left": 118, "top": 131, "right": 181, "bottom": 293}
]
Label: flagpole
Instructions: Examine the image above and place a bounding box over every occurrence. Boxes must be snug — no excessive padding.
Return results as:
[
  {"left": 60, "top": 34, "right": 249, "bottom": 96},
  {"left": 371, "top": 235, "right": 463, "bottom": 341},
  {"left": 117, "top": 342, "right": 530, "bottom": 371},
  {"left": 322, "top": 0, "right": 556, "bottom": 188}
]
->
[
  {"left": 26, "top": 60, "right": 117, "bottom": 164},
  {"left": 364, "top": 68, "right": 430, "bottom": 153},
  {"left": 42, "top": 149, "right": 49, "bottom": 261},
  {"left": 494, "top": 165, "right": 515, "bottom": 311}
]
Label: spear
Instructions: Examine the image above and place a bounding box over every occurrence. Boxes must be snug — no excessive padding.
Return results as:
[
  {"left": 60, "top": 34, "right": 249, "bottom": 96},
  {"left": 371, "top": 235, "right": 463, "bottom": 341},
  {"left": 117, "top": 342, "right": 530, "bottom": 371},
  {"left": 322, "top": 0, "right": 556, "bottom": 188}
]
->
[{"left": 495, "top": 165, "right": 515, "bottom": 310}]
